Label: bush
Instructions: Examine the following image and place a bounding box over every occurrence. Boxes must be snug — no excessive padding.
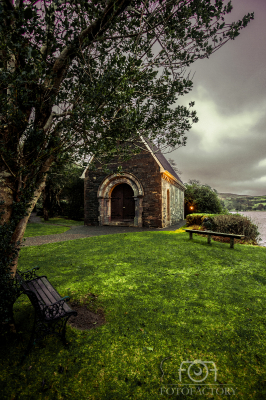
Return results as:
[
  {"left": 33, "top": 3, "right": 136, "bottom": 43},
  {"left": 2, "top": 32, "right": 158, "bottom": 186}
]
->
[
  {"left": 208, "top": 214, "right": 260, "bottom": 243},
  {"left": 202, "top": 217, "right": 214, "bottom": 231},
  {"left": 186, "top": 213, "right": 216, "bottom": 226}
]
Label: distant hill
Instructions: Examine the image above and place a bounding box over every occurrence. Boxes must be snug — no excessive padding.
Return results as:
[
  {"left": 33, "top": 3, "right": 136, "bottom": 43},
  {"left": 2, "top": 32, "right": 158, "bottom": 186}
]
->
[
  {"left": 217, "top": 193, "right": 266, "bottom": 211},
  {"left": 218, "top": 193, "right": 254, "bottom": 199}
]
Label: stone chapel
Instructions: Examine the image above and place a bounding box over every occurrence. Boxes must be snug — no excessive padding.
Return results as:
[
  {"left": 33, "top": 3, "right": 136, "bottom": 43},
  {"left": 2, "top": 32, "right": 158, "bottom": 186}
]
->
[{"left": 82, "top": 135, "right": 185, "bottom": 228}]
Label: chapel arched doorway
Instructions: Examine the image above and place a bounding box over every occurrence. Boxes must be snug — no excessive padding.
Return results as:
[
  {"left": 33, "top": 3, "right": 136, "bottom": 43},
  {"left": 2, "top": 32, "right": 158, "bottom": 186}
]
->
[{"left": 111, "top": 183, "right": 135, "bottom": 221}]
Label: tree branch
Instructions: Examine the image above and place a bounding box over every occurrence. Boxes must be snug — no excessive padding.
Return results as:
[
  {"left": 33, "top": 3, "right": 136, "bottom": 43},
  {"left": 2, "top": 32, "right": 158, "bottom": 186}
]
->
[
  {"left": 52, "top": 0, "right": 132, "bottom": 91},
  {"left": 52, "top": 111, "right": 73, "bottom": 118},
  {"left": 0, "top": 154, "right": 16, "bottom": 178}
]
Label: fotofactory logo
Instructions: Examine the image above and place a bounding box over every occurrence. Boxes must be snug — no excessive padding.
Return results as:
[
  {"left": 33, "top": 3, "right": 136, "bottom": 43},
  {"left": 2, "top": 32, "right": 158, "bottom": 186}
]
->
[
  {"left": 160, "top": 358, "right": 236, "bottom": 396},
  {"left": 179, "top": 360, "right": 217, "bottom": 383}
]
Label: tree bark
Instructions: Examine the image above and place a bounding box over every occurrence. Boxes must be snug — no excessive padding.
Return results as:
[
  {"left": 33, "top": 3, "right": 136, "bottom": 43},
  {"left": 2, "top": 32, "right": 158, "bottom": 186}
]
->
[
  {"left": 9, "top": 180, "right": 47, "bottom": 276},
  {"left": 0, "top": 170, "right": 14, "bottom": 224},
  {"left": 0, "top": 156, "right": 55, "bottom": 277}
]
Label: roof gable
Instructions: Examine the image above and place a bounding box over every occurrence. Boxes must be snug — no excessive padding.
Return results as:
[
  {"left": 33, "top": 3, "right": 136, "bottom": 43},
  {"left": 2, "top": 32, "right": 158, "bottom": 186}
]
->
[
  {"left": 81, "top": 136, "right": 184, "bottom": 187},
  {"left": 141, "top": 136, "right": 184, "bottom": 184}
]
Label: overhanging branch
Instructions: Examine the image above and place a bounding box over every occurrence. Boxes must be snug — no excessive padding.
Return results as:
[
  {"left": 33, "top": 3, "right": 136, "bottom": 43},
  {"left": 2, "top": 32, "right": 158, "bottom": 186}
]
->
[{"left": 52, "top": 0, "right": 132, "bottom": 91}]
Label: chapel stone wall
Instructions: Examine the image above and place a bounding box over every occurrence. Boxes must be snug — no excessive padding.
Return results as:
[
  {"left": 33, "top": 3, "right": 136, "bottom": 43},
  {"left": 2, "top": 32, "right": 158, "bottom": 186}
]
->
[
  {"left": 161, "top": 176, "right": 184, "bottom": 227},
  {"left": 84, "top": 149, "right": 163, "bottom": 227}
]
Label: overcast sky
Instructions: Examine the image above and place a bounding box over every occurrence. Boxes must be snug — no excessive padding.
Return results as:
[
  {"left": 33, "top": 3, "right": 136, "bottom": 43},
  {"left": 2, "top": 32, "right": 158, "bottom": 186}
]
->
[{"left": 167, "top": 0, "right": 266, "bottom": 196}]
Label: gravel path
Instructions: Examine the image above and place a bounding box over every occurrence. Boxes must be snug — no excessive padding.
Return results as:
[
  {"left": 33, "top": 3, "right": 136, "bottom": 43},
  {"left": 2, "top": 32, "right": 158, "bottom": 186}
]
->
[{"left": 24, "top": 219, "right": 187, "bottom": 247}]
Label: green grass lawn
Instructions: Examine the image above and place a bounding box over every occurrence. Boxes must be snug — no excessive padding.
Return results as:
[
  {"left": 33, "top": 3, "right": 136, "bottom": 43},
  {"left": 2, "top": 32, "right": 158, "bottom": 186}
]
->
[
  {"left": 41, "top": 217, "right": 84, "bottom": 226},
  {"left": 24, "top": 223, "right": 71, "bottom": 237},
  {"left": 1, "top": 231, "right": 266, "bottom": 399}
]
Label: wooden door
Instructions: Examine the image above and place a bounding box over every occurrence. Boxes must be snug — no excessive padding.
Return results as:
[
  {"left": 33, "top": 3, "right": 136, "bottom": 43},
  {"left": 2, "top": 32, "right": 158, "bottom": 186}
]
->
[
  {"left": 111, "top": 184, "right": 123, "bottom": 220},
  {"left": 111, "top": 184, "right": 135, "bottom": 220},
  {"left": 123, "top": 184, "right": 135, "bottom": 219}
]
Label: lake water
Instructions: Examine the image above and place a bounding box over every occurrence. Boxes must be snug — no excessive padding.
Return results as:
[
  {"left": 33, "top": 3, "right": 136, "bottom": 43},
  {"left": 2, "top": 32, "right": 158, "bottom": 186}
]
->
[{"left": 229, "top": 211, "right": 266, "bottom": 247}]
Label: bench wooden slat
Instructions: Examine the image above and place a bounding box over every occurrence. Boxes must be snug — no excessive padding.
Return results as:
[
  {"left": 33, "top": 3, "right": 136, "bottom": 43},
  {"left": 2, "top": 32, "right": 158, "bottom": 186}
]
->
[
  {"left": 23, "top": 279, "right": 59, "bottom": 305},
  {"left": 185, "top": 229, "right": 244, "bottom": 239},
  {"left": 23, "top": 278, "right": 73, "bottom": 316},
  {"left": 184, "top": 229, "right": 245, "bottom": 248},
  {"left": 28, "top": 277, "right": 60, "bottom": 303},
  {"left": 38, "top": 279, "right": 74, "bottom": 314}
]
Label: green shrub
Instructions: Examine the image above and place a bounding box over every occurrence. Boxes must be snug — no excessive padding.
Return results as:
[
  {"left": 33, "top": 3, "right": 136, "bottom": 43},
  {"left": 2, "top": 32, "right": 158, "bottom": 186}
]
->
[
  {"left": 186, "top": 213, "right": 216, "bottom": 226},
  {"left": 208, "top": 214, "right": 261, "bottom": 242}
]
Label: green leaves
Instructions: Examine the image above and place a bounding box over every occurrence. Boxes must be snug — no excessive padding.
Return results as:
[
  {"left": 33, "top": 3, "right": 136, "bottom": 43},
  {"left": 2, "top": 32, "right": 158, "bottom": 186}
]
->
[{"left": 185, "top": 181, "right": 224, "bottom": 215}]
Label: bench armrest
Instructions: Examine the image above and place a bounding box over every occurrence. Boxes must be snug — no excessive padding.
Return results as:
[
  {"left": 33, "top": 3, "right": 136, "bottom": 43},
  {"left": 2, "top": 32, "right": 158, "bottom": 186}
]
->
[
  {"left": 42, "top": 296, "right": 71, "bottom": 320},
  {"left": 50, "top": 295, "right": 70, "bottom": 306},
  {"left": 16, "top": 267, "right": 40, "bottom": 282}
]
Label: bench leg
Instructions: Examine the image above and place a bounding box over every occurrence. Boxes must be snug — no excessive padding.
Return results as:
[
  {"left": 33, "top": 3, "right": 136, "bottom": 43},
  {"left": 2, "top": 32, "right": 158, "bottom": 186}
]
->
[
  {"left": 189, "top": 232, "right": 193, "bottom": 240},
  {"left": 20, "top": 313, "right": 71, "bottom": 364},
  {"left": 19, "top": 314, "right": 37, "bottom": 365},
  {"left": 55, "top": 315, "right": 71, "bottom": 347},
  {"left": 207, "top": 234, "right": 211, "bottom": 244},
  {"left": 230, "top": 237, "right": 234, "bottom": 249}
]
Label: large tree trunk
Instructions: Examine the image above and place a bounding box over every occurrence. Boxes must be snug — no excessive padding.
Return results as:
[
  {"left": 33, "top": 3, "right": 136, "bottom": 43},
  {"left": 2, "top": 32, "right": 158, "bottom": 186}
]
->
[
  {"left": 0, "top": 157, "right": 54, "bottom": 278},
  {"left": 9, "top": 181, "right": 47, "bottom": 277},
  {"left": 0, "top": 170, "right": 14, "bottom": 224}
]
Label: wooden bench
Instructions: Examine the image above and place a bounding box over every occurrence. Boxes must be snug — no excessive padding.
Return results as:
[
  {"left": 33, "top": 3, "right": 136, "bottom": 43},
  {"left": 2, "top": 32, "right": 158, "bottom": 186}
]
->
[
  {"left": 185, "top": 229, "right": 245, "bottom": 249},
  {"left": 15, "top": 267, "right": 77, "bottom": 362}
]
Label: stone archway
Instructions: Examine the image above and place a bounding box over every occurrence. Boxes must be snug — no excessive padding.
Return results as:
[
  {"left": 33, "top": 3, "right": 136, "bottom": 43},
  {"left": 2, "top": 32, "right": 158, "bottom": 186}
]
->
[{"left": 97, "top": 173, "right": 144, "bottom": 227}]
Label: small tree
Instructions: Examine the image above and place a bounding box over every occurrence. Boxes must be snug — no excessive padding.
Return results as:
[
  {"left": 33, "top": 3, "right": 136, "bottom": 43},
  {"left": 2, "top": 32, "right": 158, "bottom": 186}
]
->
[
  {"left": 61, "top": 165, "right": 84, "bottom": 220},
  {"left": 40, "top": 160, "right": 83, "bottom": 220},
  {"left": 42, "top": 168, "right": 66, "bottom": 220},
  {"left": 166, "top": 158, "right": 182, "bottom": 176},
  {"left": 184, "top": 180, "right": 224, "bottom": 215}
]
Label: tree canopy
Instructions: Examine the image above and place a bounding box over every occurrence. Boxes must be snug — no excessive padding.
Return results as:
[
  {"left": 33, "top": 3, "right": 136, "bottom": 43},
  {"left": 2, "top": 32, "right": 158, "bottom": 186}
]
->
[
  {"left": 184, "top": 179, "right": 225, "bottom": 215},
  {"left": 1, "top": 0, "right": 254, "bottom": 180}
]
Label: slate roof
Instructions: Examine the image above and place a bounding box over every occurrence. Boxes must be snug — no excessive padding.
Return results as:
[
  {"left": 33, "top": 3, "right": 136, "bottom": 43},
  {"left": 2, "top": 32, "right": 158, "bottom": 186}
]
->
[
  {"left": 142, "top": 136, "right": 184, "bottom": 184},
  {"left": 81, "top": 135, "right": 184, "bottom": 186}
]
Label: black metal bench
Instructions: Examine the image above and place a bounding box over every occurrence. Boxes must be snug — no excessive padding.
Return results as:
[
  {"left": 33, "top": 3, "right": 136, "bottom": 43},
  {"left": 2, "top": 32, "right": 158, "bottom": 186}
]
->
[
  {"left": 185, "top": 229, "right": 245, "bottom": 248},
  {"left": 15, "top": 267, "right": 77, "bottom": 362}
]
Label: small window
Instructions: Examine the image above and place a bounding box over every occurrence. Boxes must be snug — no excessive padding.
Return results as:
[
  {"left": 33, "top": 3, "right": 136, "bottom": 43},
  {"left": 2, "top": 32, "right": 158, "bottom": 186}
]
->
[{"left": 167, "top": 189, "right": 170, "bottom": 221}]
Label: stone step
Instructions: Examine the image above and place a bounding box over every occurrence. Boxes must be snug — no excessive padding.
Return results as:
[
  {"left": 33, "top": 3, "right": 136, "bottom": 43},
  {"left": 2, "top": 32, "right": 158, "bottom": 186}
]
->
[{"left": 104, "top": 221, "right": 134, "bottom": 227}]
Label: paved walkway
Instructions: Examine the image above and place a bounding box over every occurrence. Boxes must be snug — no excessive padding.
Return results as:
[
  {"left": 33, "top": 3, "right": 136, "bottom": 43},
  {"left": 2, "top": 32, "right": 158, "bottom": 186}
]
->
[{"left": 24, "top": 218, "right": 187, "bottom": 247}]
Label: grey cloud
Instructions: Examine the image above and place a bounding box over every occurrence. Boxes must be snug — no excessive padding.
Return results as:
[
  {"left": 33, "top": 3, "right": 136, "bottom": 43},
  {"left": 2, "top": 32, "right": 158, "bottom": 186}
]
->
[{"left": 166, "top": 0, "right": 266, "bottom": 195}]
